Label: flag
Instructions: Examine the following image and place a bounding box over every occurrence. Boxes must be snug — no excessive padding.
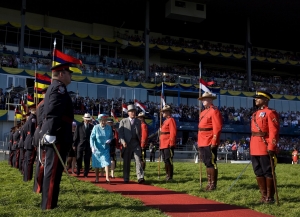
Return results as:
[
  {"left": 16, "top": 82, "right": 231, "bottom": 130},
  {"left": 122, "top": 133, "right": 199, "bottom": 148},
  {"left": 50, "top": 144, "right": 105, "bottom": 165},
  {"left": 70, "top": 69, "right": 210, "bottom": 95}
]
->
[
  {"left": 36, "top": 73, "right": 51, "bottom": 85},
  {"left": 161, "top": 83, "right": 166, "bottom": 107},
  {"left": 53, "top": 49, "right": 82, "bottom": 73},
  {"left": 122, "top": 103, "right": 128, "bottom": 113},
  {"left": 14, "top": 106, "right": 22, "bottom": 120},
  {"left": 111, "top": 109, "right": 119, "bottom": 122},
  {"left": 20, "top": 99, "right": 27, "bottom": 116},
  {"left": 199, "top": 78, "right": 215, "bottom": 93},
  {"left": 27, "top": 94, "right": 34, "bottom": 106},
  {"left": 134, "top": 100, "right": 146, "bottom": 112},
  {"left": 35, "top": 73, "right": 51, "bottom": 99}
]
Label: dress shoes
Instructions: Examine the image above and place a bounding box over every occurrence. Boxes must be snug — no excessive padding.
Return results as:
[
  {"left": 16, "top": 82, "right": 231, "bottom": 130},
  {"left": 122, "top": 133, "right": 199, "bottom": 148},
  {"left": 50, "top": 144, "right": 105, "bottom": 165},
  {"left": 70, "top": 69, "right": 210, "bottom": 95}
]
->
[{"left": 138, "top": 178, "right": 145, "bottom": 184}]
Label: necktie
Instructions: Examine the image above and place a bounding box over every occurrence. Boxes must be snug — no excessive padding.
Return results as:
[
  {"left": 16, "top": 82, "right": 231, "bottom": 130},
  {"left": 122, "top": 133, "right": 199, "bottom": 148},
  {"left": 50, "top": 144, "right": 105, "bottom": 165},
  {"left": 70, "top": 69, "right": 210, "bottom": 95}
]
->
[{"left": 130, "top": 118, "right": 135, "bottom": 125}]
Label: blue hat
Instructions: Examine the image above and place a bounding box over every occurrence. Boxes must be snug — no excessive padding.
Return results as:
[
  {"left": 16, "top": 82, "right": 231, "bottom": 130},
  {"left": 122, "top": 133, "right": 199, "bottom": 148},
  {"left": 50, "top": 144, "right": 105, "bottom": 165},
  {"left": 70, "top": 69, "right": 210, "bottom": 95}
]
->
[{"left": 97, "top": 114, "right": 108, "bottom": 121}]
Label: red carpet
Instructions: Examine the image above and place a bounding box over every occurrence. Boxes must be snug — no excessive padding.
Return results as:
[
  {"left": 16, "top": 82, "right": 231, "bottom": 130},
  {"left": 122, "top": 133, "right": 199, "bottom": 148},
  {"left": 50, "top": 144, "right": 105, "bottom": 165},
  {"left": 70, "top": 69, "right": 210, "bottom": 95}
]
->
[{"left": 74, "top": 171, "right": 272, "bottom": 217}]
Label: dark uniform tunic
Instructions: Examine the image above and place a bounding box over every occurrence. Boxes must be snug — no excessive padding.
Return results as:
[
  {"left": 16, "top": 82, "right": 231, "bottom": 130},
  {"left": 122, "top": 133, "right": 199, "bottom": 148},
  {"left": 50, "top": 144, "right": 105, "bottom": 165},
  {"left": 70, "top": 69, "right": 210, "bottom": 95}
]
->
[
  {"left": 40, "top": 79, "right": 74, "bottom": 210},
  {"left": 18, "top": 125, "right": 26, "bottom": 173},
  {"left": 23, "top": 113, "right": 37, "bottom": 182},
  {"left": 8, "top": 131, "right": 14, "bottom": 166},
  {"left": 12, "top": 129, "right": 21, "bottom": 168},
  {"left": 33, "top": 99, "right": 45, "bottom": 193}
]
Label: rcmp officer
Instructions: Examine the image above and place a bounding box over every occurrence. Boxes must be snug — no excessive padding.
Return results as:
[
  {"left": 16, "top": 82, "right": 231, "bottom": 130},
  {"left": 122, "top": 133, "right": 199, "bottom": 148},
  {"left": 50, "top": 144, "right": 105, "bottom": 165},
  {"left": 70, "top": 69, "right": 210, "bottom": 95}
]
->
[
  {"left": 198, "top": 92, "right": 222, "bottom": 191},
  {"left": 23, "top": 104, "right": 37, "bottom": 182},
  {"left": 107, "top": 118, "right": 118, "bottom": 178},
  {"left": 33, "top": 87, "right": 47, "bottom": 193},
  {"left": 40, "top": 63, "right": 77, "bottom": 210},
  {"left": 292, "top": 146, "right": 298, "bottom": 164},
  {"left": 137, "top": 112, "right": 148, "bottom": 171},
  {"left": 8, "top": 126, "right": 15, "bottom": 166},
  {"left": 159, "top": 105, "right": 177, "bottom": 181},
  {"left": 250, "top": 90, "right": 279, "bottom": 204}
]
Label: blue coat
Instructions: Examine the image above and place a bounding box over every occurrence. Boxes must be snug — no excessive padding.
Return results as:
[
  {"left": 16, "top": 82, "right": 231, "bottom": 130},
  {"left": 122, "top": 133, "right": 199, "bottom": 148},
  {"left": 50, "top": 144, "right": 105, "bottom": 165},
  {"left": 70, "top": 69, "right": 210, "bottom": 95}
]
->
[{"left": 90, "top": 124, "right": 112, "bottom": 168}]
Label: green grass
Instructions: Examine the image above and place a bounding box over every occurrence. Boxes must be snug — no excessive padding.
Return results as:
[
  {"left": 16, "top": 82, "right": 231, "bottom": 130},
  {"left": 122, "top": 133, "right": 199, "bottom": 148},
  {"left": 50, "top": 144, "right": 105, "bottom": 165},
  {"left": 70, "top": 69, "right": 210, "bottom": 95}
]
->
[
  {"left": 1, "top": 160, "right": 299, "bottom": 217},
  {"left": 0, "top": 161, "right": 166, "bottom": 217},
  {"left": 116, "top": 161, "right": 300, "bottom": 217}
]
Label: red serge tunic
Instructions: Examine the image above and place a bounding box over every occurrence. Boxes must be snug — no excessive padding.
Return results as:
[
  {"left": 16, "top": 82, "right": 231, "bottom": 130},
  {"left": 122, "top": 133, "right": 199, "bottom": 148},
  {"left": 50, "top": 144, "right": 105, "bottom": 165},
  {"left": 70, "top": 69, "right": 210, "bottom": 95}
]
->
[
  {"left": 250, "top": 106, "right": 279, "bottom": 156},
  {"left": 197, "top": 105, "right": 222, "bottom": 147},
  {"left": 160, "top": 117, "right": 177, "bottom": 149}
]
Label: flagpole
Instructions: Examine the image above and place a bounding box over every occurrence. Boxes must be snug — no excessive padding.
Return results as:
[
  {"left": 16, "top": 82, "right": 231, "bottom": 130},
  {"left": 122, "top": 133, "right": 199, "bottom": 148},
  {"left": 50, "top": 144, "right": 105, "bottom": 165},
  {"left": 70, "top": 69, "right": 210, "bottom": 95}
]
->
[
  {"left": 121, "top": 96, "right": 124, "bottom": 119},
  {"left": 52, "top": 38, "right": 56, "bottom": 67},
  {"left": 35, "top": 63, "right": 38, "bottom": 108},
  {"left": 198, "top": 61, "right": 203, "bottom": 188},
  {"left": 158, "top": 81, "right": 163, "bottom": 179}
]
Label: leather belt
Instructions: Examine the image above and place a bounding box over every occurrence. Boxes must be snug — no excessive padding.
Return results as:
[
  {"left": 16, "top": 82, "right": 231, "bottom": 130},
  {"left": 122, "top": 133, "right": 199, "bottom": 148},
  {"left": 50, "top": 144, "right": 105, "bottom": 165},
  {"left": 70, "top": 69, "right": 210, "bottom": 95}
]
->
[
  {"left": 160, "top": 132, "right": 170, "bottom": 135},
  {"left": 198, "top": 128, "right": 213, "bottom": 131},
  {"left": 251, "top": 132, "right": 268, "bottom": 137}
]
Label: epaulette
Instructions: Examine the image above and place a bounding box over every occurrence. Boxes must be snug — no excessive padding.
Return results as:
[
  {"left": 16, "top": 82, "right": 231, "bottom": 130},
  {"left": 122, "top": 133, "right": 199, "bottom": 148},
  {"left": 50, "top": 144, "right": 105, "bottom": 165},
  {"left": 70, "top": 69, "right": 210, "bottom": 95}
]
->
[
  {"left": 212, "top": 106, "right": 218, "bottom": 110},
  {"left": 267, "top": 107, "right": 276, "bottom": 111}
]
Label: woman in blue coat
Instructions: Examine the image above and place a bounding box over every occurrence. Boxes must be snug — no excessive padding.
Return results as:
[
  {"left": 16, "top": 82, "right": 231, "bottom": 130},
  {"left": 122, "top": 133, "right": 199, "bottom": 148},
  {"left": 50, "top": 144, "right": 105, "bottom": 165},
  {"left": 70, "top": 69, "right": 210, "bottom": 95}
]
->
[{"left": 90, "top": 114, "right": 113, "bottom": 183}]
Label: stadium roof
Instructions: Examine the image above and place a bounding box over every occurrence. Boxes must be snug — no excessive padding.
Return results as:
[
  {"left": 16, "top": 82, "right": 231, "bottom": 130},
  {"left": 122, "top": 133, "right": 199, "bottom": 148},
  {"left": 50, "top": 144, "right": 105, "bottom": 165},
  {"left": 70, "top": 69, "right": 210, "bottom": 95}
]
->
[{"left": 1, "top": 0, "right": 300, "bottom": 52}]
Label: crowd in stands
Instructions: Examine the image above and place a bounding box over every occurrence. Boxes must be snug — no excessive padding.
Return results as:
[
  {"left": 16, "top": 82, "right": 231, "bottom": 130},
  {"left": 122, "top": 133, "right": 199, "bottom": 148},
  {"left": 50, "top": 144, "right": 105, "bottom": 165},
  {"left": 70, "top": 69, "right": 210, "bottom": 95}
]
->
[
  {"left": 2, "top": 43, "right": 300, "bottom": 96},
  {"left": 116, "top": 33, "right": 300, "bottom": 61}
]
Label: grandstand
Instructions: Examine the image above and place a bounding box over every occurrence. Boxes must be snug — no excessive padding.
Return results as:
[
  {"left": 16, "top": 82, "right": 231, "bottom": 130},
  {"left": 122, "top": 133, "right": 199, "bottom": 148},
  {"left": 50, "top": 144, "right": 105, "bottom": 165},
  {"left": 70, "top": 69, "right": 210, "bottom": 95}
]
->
[{"left": 1, "top": 1, "right": 300, "bottom": 154}]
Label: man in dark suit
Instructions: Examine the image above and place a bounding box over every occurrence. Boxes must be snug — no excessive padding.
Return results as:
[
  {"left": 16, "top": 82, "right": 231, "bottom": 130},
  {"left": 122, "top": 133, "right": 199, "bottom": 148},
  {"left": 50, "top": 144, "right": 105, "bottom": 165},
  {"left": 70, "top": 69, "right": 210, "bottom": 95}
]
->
[
  {"left": 73, "top": 113, "right": 93, "bottom": 177},
  {"left": 118, "top": 104, "right": 144, "bottom": 184}
]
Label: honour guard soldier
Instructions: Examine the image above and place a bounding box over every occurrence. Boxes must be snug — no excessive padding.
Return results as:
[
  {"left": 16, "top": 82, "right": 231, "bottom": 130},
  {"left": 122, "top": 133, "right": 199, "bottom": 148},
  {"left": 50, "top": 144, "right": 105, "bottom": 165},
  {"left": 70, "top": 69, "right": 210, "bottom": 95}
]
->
[
  {"left": 160, "top": 105, "right": 177, "bottom": 181},
  {"left": 251, "top": 91, "right": 279, "bottom": 204},
  {"left": 198, "top": 92, "right": 222, "bottom": 191},
  {"left": 8, "top": 127, "right": 15, "bottom": 166},
  {"left": 40, "top": 63, "right": 77, "bottom": 210},
  {"left": 292, "top": 146, "right": 298, "bottom": 164},
  {"left": 12, "top": 123, "right": 21, "bottom": 168},
  {"left": 137, "top": 112, "right": 148, "bottom": 171},
  {"left": 33, "top": 88, "right": 47, "bottom": 193},
  {"left": 23, "top": 104, "right": 37, "bottom": 182},
  {"left": 18, "top": 116, "right": 28, "bottom": 174}
]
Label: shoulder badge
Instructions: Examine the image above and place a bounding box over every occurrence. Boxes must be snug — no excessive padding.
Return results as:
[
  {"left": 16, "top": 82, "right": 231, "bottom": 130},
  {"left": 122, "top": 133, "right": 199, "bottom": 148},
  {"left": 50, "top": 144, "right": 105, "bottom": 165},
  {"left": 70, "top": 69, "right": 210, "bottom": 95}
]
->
[
  {"left": 259, "top": 112, "right": 266, "bottom": 117},
  {"left": 58, "top": 86, "right": 65, "bottom": 94}
]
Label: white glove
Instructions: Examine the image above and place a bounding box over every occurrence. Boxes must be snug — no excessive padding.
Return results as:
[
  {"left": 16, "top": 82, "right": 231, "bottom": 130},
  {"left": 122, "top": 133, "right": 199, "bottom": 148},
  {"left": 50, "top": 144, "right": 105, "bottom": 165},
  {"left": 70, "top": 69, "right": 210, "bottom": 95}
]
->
[
  {"left": 105, "top": 139, "right": 111, "bottom": 144},
  {"left": 44, "top": 135, "right": 56, "bottom": 144},
  {"left": 92, "top": 147, "right": 95, "bottom": 153}
]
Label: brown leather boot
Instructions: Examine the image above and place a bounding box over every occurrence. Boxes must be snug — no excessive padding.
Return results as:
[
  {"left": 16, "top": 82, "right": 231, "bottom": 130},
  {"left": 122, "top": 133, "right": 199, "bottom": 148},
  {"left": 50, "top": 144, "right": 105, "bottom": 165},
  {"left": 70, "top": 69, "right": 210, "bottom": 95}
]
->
[
  {"left": 166, "top": 164, "right": 172, "bottom": 181},
  {"left": 214, "top": 169, "right": 218, "bottom": 189},
  {"left": 169, "top": 164, "right": 174, "bottom": 179},
  {"left": 207, "top": 168, "right": 216, "bottom": 191},
  {"left": 266, "top": 177, "right": 275, "bottom": 204},
  {"left": 256, "top": 177, "right": 267, "bottom": 203},
  {"left": 205, "top": 168, "right": 213, "bottom": 191}
]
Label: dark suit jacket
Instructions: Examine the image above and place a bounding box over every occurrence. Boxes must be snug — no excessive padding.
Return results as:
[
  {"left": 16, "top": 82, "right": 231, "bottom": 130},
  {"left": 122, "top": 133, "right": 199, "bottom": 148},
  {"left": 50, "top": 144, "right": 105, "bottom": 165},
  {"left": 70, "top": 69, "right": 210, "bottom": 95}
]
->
[
  {"left": 119, "top": 117, "right": 141, "bottom": 145},
  {"left": 73, "top": 122, "right": 94, "bottom": 151}
]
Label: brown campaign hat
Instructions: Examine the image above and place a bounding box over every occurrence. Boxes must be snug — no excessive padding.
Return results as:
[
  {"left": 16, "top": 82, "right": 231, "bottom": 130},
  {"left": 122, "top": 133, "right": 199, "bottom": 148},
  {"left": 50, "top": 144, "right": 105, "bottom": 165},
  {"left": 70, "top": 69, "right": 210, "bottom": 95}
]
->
[
  {"left": 160, "top": 105, "right": 172, "bottom": 112},
  {"left": 137, "top": 112, "right": 146, "bottom": 118},
  {"left": 198, "top": 92, "right": 217, "bottom": 100}
]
